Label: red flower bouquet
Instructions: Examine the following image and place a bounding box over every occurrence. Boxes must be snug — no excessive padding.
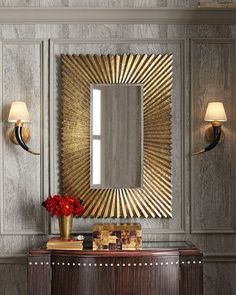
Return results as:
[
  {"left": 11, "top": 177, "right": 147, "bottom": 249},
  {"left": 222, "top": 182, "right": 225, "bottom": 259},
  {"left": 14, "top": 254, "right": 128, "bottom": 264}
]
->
[{"left": 42, "top": 194, "right": 84, "bottom": 217}]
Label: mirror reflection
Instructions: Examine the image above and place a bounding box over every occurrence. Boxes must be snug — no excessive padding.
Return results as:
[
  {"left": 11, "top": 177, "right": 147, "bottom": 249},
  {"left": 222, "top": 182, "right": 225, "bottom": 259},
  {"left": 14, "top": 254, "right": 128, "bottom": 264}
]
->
[{"left": 91, "top": 84, "right": 143, "bottom": 189}]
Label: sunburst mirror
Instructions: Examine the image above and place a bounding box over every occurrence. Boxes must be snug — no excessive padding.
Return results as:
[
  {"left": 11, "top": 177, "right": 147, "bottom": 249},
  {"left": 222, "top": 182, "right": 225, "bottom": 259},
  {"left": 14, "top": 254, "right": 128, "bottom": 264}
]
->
[{"left": 61, "top": 53, "right": 173, "bottom": 218}]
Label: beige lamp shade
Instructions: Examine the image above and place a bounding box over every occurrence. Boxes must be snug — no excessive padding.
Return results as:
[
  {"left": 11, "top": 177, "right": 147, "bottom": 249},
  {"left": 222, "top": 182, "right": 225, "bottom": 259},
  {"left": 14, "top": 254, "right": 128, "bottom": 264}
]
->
[
  {"left": 8, "top": 101, "right": 30, "bottom": 123},
  {"left": 204, "top": 102, "right": 227, "bottom": 122}
]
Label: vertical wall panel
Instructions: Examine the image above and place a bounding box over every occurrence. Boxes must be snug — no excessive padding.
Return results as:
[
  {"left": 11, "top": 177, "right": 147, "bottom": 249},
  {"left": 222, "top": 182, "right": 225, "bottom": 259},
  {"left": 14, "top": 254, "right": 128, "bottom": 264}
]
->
[
  {"left": 191, "top": 39, "right": 236, "bottom": 233},
  {"left": 0, "top": 40, "right": 45, "bottom": 234}
]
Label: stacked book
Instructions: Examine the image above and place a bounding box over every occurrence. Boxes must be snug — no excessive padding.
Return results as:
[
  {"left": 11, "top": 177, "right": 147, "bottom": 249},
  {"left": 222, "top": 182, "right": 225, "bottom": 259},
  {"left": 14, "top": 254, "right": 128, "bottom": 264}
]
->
[{"left": 47, "top": 237, "right": 84, "bottom": 250}]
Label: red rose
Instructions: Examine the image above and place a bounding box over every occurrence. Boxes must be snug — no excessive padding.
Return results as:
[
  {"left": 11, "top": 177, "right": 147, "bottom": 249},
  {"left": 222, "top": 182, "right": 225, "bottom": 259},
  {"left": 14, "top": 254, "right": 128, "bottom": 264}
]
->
[{"left": 42, "top": 195, "right": 84, "bottom": 217}]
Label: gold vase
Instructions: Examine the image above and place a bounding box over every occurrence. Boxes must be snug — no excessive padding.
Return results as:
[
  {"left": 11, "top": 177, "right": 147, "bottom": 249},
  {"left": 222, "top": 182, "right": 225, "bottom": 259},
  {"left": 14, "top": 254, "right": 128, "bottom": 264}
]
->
[{"left": 58, "top": 215, "right": 73, "bottom": 240}]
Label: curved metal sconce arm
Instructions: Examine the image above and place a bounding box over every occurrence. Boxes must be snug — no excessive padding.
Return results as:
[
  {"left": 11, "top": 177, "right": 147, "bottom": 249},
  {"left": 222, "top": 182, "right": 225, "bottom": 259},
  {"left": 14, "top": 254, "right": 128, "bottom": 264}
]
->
[
  {"left": 192, "top": 123, "right": 222, "bottom": 156},
  {"left": 15, "top": 121, "right": 40, "bottom": 155}
]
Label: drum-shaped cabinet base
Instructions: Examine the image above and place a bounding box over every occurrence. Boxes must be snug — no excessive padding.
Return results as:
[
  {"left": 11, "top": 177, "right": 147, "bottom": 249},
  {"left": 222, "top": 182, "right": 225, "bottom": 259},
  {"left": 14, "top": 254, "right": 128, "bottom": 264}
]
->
[{"left": 28, "top": 241, "right": 203, "bottom": 295}]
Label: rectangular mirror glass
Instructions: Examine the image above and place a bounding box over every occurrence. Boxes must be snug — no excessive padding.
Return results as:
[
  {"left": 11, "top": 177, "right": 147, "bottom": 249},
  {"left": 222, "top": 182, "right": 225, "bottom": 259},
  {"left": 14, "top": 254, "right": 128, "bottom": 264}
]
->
[{"left": 91, "top": 84, "right": 143, "bottom": 189}]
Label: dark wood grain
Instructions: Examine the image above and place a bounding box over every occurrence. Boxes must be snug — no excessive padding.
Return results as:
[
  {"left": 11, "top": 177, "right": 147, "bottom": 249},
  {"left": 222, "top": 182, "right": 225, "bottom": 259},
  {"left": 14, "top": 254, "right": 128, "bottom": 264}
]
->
[
  {"left": 51, "top": 255, "right": 179, "bottom": 295},
  {"left": 28, "top": 243, "right": 203, "bottom": 295},
  {"left": 28, "top": 254, "right": 51, "bottom": 295},
  {"left": 179, "top": 254, "right": 203, "bottom": 295},
  {"left": 31, "top": 248, "right": 180, "bottom": 257}
]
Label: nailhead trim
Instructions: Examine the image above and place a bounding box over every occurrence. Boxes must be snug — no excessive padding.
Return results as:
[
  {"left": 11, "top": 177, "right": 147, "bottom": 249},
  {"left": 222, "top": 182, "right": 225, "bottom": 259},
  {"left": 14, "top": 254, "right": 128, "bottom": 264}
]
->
[{"left": 28, "top": 260, "right": 203, "bottom": 266}]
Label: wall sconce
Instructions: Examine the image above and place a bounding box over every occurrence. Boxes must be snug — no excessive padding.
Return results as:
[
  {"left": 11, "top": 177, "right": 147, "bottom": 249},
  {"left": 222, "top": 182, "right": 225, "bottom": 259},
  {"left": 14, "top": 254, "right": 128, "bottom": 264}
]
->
[
  {"left": 193, "top": 102, "right": 227, "bottom": 155},
  {"left": 8, "top": 101, "right": 40, "bottom": 155}
]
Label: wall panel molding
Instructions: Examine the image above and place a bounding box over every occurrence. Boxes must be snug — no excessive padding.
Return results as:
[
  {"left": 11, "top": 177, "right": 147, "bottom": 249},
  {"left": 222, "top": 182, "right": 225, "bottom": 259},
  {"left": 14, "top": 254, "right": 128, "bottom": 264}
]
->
[
  {"left": 0, "top": 255, "right": 27, "bottom": 264},
  {"left": 0, "top": 8, "right": 235, "bottom": 24},
  {"left": 49, "top": 38, "right": 187, "bottom": 234},
  {"left": 204, "top": 253, "right": 236, "bottom": 262},
  {"left": 0, "top": 39, "right": 48, "bottom": 235},
  {"left": 190, "top": 38, "right": 236, "bottom": 234}
]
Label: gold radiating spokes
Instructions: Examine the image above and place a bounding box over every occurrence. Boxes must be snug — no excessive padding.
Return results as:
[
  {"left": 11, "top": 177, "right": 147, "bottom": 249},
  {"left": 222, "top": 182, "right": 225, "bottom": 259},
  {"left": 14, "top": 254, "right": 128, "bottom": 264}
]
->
[{"left": 61, "top": 54, "right": 173, "bottom": 218}]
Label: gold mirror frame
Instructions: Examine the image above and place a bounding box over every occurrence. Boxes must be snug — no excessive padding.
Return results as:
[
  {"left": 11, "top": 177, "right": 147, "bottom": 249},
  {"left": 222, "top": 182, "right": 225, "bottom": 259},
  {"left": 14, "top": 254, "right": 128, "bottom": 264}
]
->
[{"left": 61, "top": 54, "right": 173, "bottom": 218}]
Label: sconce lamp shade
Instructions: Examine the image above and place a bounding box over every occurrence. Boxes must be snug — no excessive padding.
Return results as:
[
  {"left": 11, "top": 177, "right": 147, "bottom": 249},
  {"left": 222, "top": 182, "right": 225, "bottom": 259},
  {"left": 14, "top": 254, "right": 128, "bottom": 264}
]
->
[
  {"left": 8, "top": 102, "right": 30, "bottom": 123},
  {"left": 204, "top": 102, "right": 227, "bottom": 122}
]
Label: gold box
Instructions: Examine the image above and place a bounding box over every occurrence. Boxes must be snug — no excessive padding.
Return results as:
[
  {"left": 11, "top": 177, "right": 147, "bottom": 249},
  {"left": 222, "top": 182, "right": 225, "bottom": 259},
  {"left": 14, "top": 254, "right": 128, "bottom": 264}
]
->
[{"left": 93, "top": 223, "right": 142, "bottom": 250}]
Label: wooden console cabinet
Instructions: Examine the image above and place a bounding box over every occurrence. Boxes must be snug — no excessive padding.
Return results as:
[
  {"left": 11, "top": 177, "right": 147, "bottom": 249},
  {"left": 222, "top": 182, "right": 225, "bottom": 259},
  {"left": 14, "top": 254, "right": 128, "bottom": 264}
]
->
[{"left": 28, "top": 241, "right": 203, "bottom": 295}]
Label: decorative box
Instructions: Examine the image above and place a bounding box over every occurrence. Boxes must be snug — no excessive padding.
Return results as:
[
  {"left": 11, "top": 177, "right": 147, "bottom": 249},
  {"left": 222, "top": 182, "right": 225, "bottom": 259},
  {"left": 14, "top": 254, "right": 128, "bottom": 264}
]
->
[{"left": 92, "top": 223, "right": 142, "bottom": 250}]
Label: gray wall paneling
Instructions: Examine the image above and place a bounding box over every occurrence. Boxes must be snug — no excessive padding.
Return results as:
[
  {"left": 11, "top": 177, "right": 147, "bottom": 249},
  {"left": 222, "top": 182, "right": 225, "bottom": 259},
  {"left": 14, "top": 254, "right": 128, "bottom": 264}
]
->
[
  {"left": 191, "top": 38, "right": 236, "bottom": 235},
  {"left": 0, "top": 263, "right": 27, "bottom": 295},
  {"left": 0, "top": 38, "right": 49, "bottom": 261},
  {"left": 0, "top": 8, "right": 236, "bottom": 24},
  {"left": 0, "top": 39, "right": 48, "bottom": 236},
  {"left": 0, "top": 17, "right": 235, "bottom": 295}
]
